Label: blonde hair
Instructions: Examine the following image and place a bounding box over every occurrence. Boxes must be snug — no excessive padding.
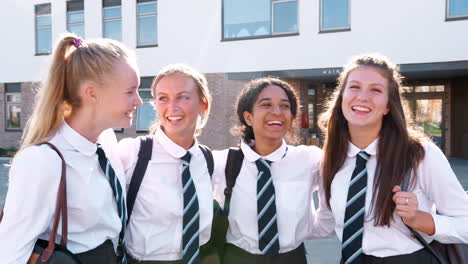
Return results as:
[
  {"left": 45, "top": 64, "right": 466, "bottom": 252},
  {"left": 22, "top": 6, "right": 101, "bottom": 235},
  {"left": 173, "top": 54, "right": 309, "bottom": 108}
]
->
[
  {"left": 20, "top": 33, "right": 135, "bottom": 152},
  {"left": 149, "top": 64, "right": 212, "bottom": 136}
]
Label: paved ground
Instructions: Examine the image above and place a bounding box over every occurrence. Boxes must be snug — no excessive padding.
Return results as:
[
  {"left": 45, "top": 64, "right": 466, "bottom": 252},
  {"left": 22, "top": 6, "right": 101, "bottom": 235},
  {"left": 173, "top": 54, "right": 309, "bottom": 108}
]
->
[{"left": 1, "top": 157, "right": 467, "bottom": 263}]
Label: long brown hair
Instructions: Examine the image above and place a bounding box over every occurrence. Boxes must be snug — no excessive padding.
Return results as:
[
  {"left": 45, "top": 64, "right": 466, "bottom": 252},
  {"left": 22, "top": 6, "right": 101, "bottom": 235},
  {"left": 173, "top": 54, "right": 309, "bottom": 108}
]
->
[{"left": 318, "top": 54, "right": 427, "bottom": 226}]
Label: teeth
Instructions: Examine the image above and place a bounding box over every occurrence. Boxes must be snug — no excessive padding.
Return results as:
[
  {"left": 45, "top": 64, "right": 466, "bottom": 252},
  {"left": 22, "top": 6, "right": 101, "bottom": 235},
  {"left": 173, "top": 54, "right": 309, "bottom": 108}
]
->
[
  {"left": 167, "top": 116, "right": 183, "bottom": 121},
  {"left": 267, "top": 121, "right": 282, "bottom": 125},
  {"left": 352, "top": 106, "right": 371, "bottom": 112}
]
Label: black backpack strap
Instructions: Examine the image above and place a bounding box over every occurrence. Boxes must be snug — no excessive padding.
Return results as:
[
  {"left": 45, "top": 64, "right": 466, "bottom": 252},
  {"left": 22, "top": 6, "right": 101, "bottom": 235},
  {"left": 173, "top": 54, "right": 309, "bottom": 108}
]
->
[
  {"left": 223, "top": 147, "right": 244, "bottom": 216},
  {"left": 126, "top": 135, "right": 153, "bottom": 224},
  {"left": 400, "top": 169, "right": 447, "bottom": 264},
  {"left": 199, "top": 144, "right": 214, "bottom": 178}
]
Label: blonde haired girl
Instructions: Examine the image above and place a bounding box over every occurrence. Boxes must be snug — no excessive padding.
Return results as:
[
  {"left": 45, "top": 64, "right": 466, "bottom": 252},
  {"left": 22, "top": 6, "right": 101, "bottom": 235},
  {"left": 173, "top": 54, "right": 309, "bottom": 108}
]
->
[{"left": 0, "top": 33, "right": 142, "bottom": 264}]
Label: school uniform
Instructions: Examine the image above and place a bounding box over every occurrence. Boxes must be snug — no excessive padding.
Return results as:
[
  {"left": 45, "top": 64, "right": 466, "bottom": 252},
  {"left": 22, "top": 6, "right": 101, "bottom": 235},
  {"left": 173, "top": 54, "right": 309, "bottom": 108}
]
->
[
  {"left": 116, "top": 128, "right": 213, "bottom": 262},
  {"left": 0, "top": 121, "right": 125, "bottom": 264},
  {"left": 212, "top": 139, "right": 322, "bottom": 263},
  {"left": 314, "top": 138, "right": 468, "bottom": 263}
]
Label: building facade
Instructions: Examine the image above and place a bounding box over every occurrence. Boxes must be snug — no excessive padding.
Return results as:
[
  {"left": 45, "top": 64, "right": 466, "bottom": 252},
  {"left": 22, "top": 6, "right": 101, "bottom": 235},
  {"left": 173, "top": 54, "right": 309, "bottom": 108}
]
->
[{"left": 1, "top": 0, "right": 468, "bottom": 158}]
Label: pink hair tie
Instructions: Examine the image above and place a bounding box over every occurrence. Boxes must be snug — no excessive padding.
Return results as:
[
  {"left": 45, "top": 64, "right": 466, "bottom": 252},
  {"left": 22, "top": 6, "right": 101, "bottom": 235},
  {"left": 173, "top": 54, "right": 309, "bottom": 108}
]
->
[{"left": 72, "top": 38, "right": 83, "bottom": 48}]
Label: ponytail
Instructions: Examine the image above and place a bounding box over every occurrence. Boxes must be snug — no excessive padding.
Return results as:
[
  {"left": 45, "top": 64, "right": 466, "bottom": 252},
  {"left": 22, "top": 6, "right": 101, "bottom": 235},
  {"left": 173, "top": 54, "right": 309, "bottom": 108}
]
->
[{"left": 19, "top": 33, "right": 134, "bottom": 153}]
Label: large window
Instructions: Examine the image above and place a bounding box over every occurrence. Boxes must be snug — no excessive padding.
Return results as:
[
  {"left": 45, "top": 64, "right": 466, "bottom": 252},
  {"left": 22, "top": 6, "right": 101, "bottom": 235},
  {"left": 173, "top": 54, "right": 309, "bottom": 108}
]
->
[
  {"left": 446, "top": 0, "right": 468, "bottom": 20},
  {"left": 67, "top": 0, "right": 85, "bottom": 38},
  {"left": 136, "top": 77, "right": 157, "bottom": 132},
  {"left": 103, "top": 0, "right": 122, "bottom": 41},
  {"left": 5, "top": 83, "right": 22, "bottom": 131},
  {"left": 35, "top": 3, "right": 52, "bottom": 54},
  {"left": 137, "top": 0, "right": 158, "bottom": 47},
  {"left": 320, "top": 0, "right": 350, "bottom": 32},
  {"left": 223, "top": 0, "right": 298, "bottom": 40}
]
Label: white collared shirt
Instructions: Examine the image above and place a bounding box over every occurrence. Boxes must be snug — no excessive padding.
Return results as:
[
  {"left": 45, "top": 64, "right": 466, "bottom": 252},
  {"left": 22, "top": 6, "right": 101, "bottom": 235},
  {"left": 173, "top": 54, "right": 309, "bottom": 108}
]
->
[
  {"left": 116, "top": 128, "right": 213, "bottom": 261},
  {"left": 0, "top": 122, "right": 123, "bottom": 264},
  {"left": 315, "top": 138, "right": 468, "bottom": 257},
  {"left": 212, "top": 140, "right": 322, "bottom": 254}
]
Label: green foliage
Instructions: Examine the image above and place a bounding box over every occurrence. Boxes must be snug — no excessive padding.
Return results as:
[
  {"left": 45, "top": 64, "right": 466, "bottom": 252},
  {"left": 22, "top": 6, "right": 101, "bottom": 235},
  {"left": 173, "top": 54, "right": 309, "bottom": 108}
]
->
[{"left": 0, "top": 147, "right": 17, "bottom": 157}]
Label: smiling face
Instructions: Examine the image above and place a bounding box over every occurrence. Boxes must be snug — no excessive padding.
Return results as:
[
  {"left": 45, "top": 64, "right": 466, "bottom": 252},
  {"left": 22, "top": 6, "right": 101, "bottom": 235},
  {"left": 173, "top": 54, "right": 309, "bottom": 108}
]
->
[
  {"left": 341, "top": 66, "right": 390, "bottom": 135},
  {"left": 243, "top": 85, "right": 292, "bottom": 144},
  {"left": 96, "top": 60, "right": 142, "bottom": 129},
  {"left": 154, "top": 73, "right": 207, "bottom": 142}
]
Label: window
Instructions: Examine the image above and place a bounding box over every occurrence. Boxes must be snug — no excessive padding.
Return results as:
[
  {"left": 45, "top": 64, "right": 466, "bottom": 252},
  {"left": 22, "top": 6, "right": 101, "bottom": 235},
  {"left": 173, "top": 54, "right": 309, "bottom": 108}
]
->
[
  {"left": 136, "top": 77, "right": 157, "bottom": 132},
  {"left": 5, "top": 83, "right": 22, "bottom": 130},
  {"left": 320, "top": 0, "right": 350, "bottom": 32},
  {"left": 447, "top": 0, "right": 468, "bottom": 20},
  {"left": 103, "top": 0, "right": 122, "bottom": 41},
  {"left": 223, "top": 0, "right": 298, "bottom": 40},
  {"left": 137, "top": 0, "right": 158, "bottom": 47},
  {"left": 67, "top": 0, "right": 85, "bottom": 38},
  {"left": 35, "top": 3, "right": 52, "bottom": 54}
]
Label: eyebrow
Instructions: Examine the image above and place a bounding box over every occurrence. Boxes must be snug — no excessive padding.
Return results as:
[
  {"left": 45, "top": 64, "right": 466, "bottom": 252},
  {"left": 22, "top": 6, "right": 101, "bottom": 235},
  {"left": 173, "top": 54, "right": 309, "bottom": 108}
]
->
[
  {"left": 257, "top": 97, "right": 290, "bottom": 103},
  {"left": 156, "top": 91, "right": 191, "bottom": 96},
  {"left": 348, "top": 80, "right": 385, "bottom": 87}
]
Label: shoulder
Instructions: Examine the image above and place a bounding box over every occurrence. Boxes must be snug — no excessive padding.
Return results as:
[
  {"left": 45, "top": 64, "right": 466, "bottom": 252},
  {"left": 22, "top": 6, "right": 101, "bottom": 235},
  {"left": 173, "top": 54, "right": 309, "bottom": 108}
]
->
[
  {"left": 212, "top": 148, "right": 230, "bottom": 160},
  {"left": 287, "top": 144, "right": 323, "bottom": 160},
  {"left": 10, "top": 144, "right": 62, "bottom": 182},
  {"left": 420, "top": 139, "right": 445, "bottom": 161},
  {"left": 116, "top": 136, "right": 146, "bottom": 155}
]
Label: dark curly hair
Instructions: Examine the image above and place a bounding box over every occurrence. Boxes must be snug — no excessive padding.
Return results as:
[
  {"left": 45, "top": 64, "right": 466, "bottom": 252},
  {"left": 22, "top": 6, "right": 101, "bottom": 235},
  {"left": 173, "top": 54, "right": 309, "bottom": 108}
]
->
[{"left": 232, "top": 77, "right": 301, "bottom": 144}]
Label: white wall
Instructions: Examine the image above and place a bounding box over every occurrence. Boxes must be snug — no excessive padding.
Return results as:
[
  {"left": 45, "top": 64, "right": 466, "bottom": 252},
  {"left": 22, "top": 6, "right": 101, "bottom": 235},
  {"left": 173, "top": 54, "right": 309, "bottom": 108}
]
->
[{"left": 1, "top": 0, "right": 467, "bottom": 82}]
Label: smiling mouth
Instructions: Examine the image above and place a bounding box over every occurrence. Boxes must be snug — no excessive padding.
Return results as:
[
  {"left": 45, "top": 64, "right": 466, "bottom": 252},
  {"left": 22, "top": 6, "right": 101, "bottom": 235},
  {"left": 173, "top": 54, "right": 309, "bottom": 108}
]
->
[
  {"left": 351, "top": 105, "right": 371, "bottom": 113},
  {"left": 267, "top": 120, "right": 283, "bottom": 127},
  {"left": 125, "top": 111, "right": 134, "bottom": 118},
  {"left": 166, "top": 116, "right": 183, "bottom": 121}
]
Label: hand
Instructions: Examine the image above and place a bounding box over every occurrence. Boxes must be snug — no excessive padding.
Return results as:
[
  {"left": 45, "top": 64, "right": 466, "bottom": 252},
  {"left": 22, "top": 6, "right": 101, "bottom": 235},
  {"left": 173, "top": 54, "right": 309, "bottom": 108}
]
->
[{"left": 392, "top": 185, "right": 419, "bottom": 227}]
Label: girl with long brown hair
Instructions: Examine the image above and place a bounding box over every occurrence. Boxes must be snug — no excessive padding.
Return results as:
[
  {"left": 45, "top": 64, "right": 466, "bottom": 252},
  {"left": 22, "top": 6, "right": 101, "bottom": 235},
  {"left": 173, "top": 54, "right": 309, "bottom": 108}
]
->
[
  {"left": 0, "top": 33, "right": 142, "bottom": 263},
  {"left": 317, "top": 54, "right": 468, "bottom": 263}
]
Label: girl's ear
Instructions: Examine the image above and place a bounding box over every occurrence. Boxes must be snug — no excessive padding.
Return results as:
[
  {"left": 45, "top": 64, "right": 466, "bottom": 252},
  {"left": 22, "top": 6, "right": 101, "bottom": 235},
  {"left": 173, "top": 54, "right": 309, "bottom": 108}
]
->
[
  {"left": 200, "top": 101, "right": 208, "bottom": 115},
  {"left": 82, "top": 81, "right": 98, "bottom": 104},
  {"left": 243, "top": 111, "right": 253, "bottom": 126}
]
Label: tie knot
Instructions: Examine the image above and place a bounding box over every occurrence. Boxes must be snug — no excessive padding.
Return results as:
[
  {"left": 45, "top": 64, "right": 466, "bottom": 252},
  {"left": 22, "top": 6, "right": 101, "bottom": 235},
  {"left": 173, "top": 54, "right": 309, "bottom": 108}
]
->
[
  {"left": 181, "top": 151, "right": 192, "bottom": 163},
  {"left": 356, "top": 151, "right": 370, "bottom": 167},
  {"left": 255, "top": 158, "right": 272, "bottom": 171},
  {"left": 96, "top": 144, "right": 105, "bottom": 157}
]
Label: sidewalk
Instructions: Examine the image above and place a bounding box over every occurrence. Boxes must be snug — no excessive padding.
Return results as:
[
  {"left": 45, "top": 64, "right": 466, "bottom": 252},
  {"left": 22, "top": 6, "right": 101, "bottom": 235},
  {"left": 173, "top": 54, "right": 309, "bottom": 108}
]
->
[{"left": 1, "top": 158, "right": 467, "bottom": 263}]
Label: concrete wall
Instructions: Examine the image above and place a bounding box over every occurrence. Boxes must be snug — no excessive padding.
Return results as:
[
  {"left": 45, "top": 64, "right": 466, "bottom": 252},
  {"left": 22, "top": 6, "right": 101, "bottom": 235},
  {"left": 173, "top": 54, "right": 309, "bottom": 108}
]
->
[{"left": 1, "top": 0, "right": 468, "bottom": 82}]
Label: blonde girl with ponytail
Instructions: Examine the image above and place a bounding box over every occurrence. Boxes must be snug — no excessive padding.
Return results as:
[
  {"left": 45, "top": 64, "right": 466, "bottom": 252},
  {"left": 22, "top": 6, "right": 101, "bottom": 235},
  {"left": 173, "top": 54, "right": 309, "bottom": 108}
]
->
[{"left": 0, "top": 33, "right": 142, "bottom": 264}]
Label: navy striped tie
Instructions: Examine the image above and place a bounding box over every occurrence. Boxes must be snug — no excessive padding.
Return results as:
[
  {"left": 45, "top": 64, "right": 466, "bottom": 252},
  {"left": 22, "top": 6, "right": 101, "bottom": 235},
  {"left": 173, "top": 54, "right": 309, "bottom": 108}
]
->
[
  {"left": 181, "top": 151, "right": 200, "bottom": 264},
  {"left": 341, "top": 151, "right": 370, "bottom": 264},
  {"left": 256, "top": 158, "right": 280, "bottom": 257},
  {"left": 96, "top": 144, "right": 127, "bottom": 264}
]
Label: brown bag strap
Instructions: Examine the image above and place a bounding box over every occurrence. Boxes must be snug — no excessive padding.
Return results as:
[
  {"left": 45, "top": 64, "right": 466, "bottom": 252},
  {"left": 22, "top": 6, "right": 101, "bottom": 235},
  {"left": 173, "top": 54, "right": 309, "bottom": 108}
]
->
[{"left": 0, "top": 142, "right": 68, "bottom": 262}]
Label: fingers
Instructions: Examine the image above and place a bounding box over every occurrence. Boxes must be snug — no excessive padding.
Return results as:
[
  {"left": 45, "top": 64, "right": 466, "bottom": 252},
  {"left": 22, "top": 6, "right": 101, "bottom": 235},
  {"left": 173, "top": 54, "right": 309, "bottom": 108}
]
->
[{"left": 392, "top": 185, "right": 401, "bottom": 193}]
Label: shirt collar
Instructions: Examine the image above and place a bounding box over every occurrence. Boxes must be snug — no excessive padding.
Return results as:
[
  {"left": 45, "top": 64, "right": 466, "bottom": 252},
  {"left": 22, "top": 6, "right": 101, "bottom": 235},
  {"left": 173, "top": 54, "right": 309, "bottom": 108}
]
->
[
  {"left": 240, "top": 139, "right": 287, "bottom": 163},
  {"left": 59, "top": 121, "right": 97, "bottom": 157},
  {"left": 155, "top": 127, "right": 200, "bottom": 158},
  {"left": 347, "top": 137, "right": 379, "bottom": 157}
]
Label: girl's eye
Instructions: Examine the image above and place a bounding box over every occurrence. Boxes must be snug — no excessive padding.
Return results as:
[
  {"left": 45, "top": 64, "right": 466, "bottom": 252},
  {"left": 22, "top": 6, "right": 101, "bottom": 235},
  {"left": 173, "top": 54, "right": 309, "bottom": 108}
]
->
[
  {"left": 158, "top": 96, "right": 167, "bottom": 101},
  {"left": 179, "top": 96, "right": 190, "bottom": 100},
  {"left": 349, "top": 85, "right": 360, "bottom": 89},
  {"left": 372, "top": 88, "right": 383, "bottom": 93},
  {"left": 260, "top": 103, "right": 271, "bottom": 107},
  {"left": 281, "top": 104, "right": 290, "bottom": 109}
]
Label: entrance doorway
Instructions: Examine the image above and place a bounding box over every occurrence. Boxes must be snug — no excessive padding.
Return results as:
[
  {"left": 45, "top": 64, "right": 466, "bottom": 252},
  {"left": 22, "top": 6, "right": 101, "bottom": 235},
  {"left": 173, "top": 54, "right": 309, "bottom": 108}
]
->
[{"left": 403, "top": 85, "right": 445, "bottom": 151}]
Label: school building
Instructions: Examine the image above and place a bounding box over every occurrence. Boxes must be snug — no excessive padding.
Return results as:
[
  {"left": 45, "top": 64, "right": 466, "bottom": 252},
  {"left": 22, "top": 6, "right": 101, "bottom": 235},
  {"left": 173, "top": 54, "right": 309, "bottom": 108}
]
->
[{"left": 1, "top": 0, "right": 468, "bottom": 158}]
